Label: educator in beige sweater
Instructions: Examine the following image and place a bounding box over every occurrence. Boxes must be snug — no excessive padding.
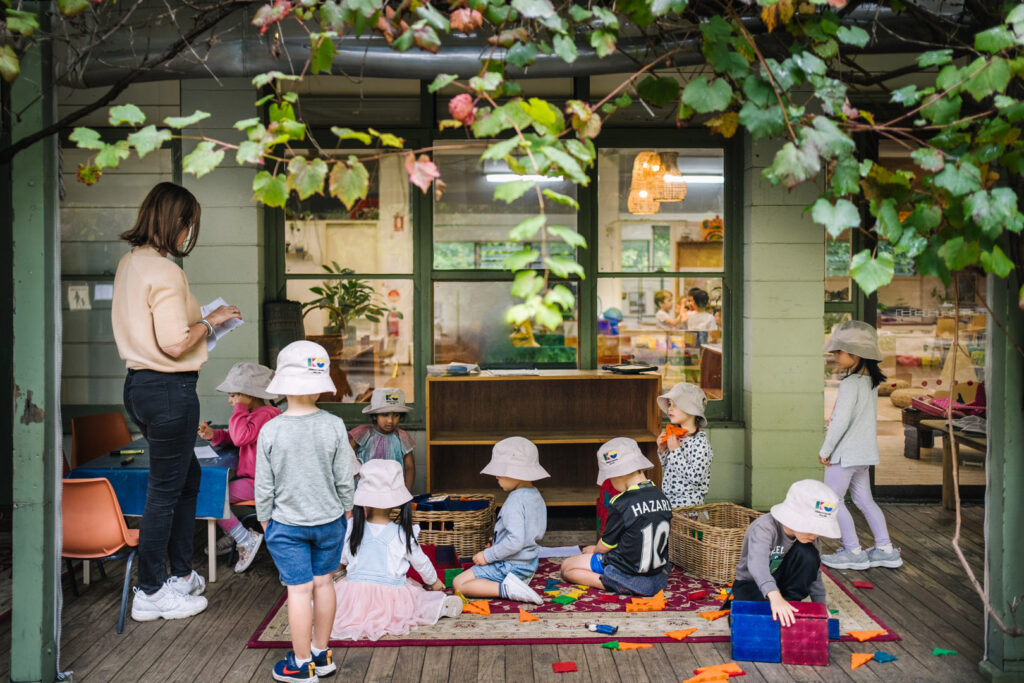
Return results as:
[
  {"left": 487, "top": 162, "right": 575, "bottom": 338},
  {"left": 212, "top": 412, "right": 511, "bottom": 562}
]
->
[{"left": 112, "top": 182, "right": 242, "bottom": 623}]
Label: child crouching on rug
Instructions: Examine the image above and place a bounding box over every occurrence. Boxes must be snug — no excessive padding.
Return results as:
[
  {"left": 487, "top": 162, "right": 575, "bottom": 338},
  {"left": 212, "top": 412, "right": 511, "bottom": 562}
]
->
[
  {"left": 561, "top": 437, "right": 672, "bottom": 596},
  {"left": 732, "top": 479, "right": 840, "bottom": 627},
  {"left": 332, "top": 459, "right": 463, "bottom": 641},
  {"left": 452, "top": 436, "right": 548, "bottom": 605}
]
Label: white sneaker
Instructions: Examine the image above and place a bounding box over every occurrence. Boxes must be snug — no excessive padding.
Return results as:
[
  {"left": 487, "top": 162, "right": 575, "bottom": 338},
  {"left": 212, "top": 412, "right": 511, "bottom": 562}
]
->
[
  {"left": 234, "top": 531, "right": 264, "bottom": 573},
  {"left": 131, "top": 584, "right": 208, "bottom": 621},
  {"left": 501, "top": 573, "right": 543, "bottom": 605},
  {"left": 821, "top": 548, "right": 871, "bottom": 571},
  {"left": 166, "top": 570, "right": 206, "bottom": 596},
  {"left": 214, "top": 535, "right": 236, "bottom": 556},
  {"left": 440, "top": 595, "right": 464, "bottom": 619}
]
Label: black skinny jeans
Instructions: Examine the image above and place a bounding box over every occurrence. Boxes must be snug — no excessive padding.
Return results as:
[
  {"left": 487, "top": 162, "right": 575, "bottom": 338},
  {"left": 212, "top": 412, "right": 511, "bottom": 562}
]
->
[
  {"left": 124, "top": 369, "right": 202, "bottom": 594},
  {"left": 732, "top": 540, "right": 821, "bottom": 602}
]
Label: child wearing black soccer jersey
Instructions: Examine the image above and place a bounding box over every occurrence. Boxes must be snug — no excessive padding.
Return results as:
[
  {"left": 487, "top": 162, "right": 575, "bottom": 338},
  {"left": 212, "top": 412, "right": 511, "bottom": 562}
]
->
[{"left": 560, "top": 437, "right": 672, "bottom": 596}]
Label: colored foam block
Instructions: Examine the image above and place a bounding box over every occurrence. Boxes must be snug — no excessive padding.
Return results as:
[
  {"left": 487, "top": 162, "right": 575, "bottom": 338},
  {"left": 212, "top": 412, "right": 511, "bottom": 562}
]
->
[
  {"left": 544, "top": 589, "right": 561, "bottom": 596},
  {"left": 444, "top": 568, "right": 464, "bottom": 588},
  {"left": 600, "top": 641, "right": 620, "bottom": 650},
  {"left": 729, "top": 601, "right": 780, "bottom": 663},
  {"left": 564, "top": 589, "right": 585, "bottom": 599},
  {"left": 463, "top": 600, "right": 491, "bottom": 616},
  {"left": 615, "top": 642, "right": 653, "bottom": 651},
  {"left": 519, "top": 609, "right": 539, "bottom": 622},
  {"left": 851, "top": 653, "right": 873, "bottom": 670},
  {"left": 699, "top": 609, "right": 731, "bottom": 621},
  {"left": 848, "top": 629, "right": 887, "bottom": 642},
  {"left": 552, "top": 661, "right": 577, "bottom": 673},
  {"left": 852, "top": 580, "right": 874, "bottom": 589},
  {"left": 598, "top": 594, "right": 620, "bottom": 603},
  {"left": 693, "top": 662, "right": 745, "bottom": 676},
  {"left": 552, "top": 594, "right": 577, "bottom": 605},
  {"left": 684, "top": 673, "right": 730, "bottom": 683},
  {"left": 873, "top": 651, "right": 898, "bottom": 663},
  {"left": 666, "top": 628, "right": 699, "bottom": 641},
  {"left": 687, "top": 590, "right": 708, "bottom": 601},
  {"left": 780, "top": 600, "right": 829, "bottom": 666},
  {"left": 933, "top": 648, "right": 958, "bottom": 656},
  {"left": 574, "top": 584, "right": 590, "bottom": 591},
  {"left": 828, "top": 619, "right": 840, "bottom": 641}
]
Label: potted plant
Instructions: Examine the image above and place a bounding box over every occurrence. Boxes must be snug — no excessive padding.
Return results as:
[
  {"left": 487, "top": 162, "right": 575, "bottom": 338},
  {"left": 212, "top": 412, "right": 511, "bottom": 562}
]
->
[{"left": 303, "top": 262, "right": 394, "bottom": 355}]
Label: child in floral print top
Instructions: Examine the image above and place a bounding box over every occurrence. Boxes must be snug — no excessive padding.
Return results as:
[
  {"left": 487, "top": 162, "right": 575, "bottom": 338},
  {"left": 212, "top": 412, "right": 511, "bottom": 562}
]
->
[{"left": 656, "top": 382, "right": 714, "bottom": 508}]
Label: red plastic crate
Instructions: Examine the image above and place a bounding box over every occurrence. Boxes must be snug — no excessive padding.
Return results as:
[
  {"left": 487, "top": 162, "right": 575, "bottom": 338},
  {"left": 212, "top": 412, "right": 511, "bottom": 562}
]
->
[{"left": 780, "top": 601, "right": 829, "bottom": 666}]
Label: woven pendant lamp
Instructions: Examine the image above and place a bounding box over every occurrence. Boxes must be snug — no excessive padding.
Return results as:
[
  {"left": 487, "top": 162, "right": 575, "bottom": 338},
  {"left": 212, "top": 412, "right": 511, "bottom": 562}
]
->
[
  {"left": 654, "top": 151, "right": 688, "bottom": 202},
  {"left": 627, "top": 187, "right": 659, "bottom": 214},
  {"left": 629, "top": 151, "right": 663, "bottom": 215}
]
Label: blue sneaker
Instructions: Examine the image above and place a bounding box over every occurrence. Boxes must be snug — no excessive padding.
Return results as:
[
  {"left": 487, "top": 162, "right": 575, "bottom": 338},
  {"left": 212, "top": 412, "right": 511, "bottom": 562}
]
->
[
  {"left": 311, "top": 648, "right": 336, "bottom": 677},
  {"left": 272, "top": 652, "right": 318, "bottom": 683}
]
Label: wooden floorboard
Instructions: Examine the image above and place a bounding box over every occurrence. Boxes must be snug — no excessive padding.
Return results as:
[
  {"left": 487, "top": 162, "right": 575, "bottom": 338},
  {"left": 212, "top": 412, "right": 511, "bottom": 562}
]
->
[{"left": 0, "top": 503, "right": 992, "bottom": 683}]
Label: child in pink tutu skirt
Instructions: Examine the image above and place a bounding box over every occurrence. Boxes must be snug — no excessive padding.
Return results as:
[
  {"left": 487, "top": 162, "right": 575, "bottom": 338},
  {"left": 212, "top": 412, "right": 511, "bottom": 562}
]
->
[{"left": 332, "top": 459, "right": 463, "bottom": 641}]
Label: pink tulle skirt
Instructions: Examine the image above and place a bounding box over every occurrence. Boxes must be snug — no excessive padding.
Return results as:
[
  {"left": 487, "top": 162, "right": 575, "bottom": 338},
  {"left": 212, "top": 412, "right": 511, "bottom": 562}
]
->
[{"left": 331, "top": 578, "right": 446, "bottom": 641}]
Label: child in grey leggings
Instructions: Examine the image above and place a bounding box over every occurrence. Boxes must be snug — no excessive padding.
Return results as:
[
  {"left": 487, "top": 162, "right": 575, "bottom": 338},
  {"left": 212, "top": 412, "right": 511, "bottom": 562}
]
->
[{"left": 818, "top": 321, "right": 903, "bottom": 570}]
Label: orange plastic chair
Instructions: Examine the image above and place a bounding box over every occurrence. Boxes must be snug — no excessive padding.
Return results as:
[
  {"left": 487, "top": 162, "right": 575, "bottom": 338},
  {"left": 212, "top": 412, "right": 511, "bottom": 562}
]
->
[
  {"left": 71, "top": 413, "right": 133, "bottom": 469},
  {"left": 62, "top": 478, "right": 140, "bottom": 633}
]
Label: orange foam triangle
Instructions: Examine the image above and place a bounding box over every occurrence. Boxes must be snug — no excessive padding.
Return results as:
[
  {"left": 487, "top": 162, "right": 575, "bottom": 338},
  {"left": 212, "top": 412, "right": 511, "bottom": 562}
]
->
[
  {"left": 463, "top": 600, "right": 491, "bottom": 616},
  {"left": 666, "top": 628, "right": 699, "bottom": 641},
  {"left": 616, "top": 642, "right": 653, "bottom": 650},
  {"left": 851, "top": 653, "right": 874, "bottom": 670},
  {"left": 519, "top": 609, "right": 539, "bottom": 622},
  {"left": 694, "top": 662, "right": 745, "bottom": 675},
  {"left": 683, "top": 673, "right": 730, "bottom": 683},
  {"left": 698, "top": 609, "right": 730, "bottom": 621},
  {"left": 848, "top": 629, "right": 887, "bottom": 642}
]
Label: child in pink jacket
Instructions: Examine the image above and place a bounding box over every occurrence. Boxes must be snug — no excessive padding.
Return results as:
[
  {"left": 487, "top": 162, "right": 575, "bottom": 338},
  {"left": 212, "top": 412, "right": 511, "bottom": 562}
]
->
[{"left": 198, "top": 362, "right": 281, "bottom": 572}]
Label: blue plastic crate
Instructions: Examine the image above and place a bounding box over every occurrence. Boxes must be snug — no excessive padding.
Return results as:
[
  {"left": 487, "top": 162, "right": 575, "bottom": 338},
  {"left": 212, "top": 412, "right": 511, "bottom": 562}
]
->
[{"left": 730, "top": 601, "right": 782, "bottom": 663}]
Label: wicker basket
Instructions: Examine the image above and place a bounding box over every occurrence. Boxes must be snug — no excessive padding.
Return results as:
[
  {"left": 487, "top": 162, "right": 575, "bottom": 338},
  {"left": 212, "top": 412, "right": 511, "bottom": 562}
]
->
[
  {"left": 412, "top": 494, "right": 496, "bottom": 559},
  {"left": 669, "top": 502, "right": 763, "bottom": 585}
]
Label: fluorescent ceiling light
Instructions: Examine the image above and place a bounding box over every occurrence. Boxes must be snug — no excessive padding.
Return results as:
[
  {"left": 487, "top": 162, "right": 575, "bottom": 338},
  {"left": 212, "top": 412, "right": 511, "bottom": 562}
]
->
[
  {"left": 485, "top": 173, "right": 565, "bottom": 183},
  {"left": 679, "top": 174, "right": 724, "bottom": 184}
]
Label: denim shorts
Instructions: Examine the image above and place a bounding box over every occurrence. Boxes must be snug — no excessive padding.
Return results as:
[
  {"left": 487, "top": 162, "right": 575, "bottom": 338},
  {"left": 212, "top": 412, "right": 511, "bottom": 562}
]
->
[
  {"left": 265, "top": 516, "right": 346, "bottom": 585},
  {"left": 472, "top": 557, "right": 539, "bottom": 584},
  {"left": 591, "top": 553, "right": 668, "bottom": 597}
]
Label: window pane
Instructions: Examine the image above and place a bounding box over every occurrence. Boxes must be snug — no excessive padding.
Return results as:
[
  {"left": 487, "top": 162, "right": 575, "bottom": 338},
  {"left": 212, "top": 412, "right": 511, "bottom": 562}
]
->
[
  {"left": 825, "top": 230, "right": 852, "bottom": 302},
  {"left": 434, "top": 281, "right": 578, "bottom": 368},
  {"left": 596, "top": 276, "right": 724, "bottom": 400},
  {"left": 285, "top": 153, "right": 412, "bottom": 274},
  {"left": 598, "top": 148, "right": 725, "bottom": 273},
  {"left": 433, "top": 143, "right": 579, "bottom": 270},
  {"left": 285, "top": 278, "right": 414, "bottom": 403}
]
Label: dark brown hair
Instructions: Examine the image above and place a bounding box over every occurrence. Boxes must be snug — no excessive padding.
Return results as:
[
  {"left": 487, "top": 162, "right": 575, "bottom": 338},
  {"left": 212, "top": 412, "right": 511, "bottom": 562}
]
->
[{"left": 120, "top": 182, "right": 201, "bottom": 257}]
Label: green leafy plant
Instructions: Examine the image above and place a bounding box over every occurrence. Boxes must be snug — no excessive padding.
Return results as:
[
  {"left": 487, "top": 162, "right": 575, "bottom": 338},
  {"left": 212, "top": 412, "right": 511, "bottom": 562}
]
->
[{"left": 302, "top": 262, "right": 396, "bottom": 334}]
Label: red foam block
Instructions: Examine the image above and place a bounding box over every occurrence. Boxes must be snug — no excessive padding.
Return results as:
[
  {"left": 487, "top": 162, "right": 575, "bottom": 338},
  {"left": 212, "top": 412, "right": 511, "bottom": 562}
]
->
[
  {"left": 598, "top": 594, "right": 620, "bottom": 603},
  {"left": 852, "top": 581, "right": 874, "bottom": 589},
  {"left": 780, "top": 601, "right": 829, "bottom": 667},
  {"left": 552, "top": 661, "right": 578, "bottom": 673},
  {"left": 687, "top": 590, "right": 708, "bottom": 601}
]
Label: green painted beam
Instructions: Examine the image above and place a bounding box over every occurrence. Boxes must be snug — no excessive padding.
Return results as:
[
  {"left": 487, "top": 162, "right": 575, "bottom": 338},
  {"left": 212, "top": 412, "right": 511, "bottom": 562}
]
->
[{"left": 9, "top": 4, "right": 59, "bottom": 681}]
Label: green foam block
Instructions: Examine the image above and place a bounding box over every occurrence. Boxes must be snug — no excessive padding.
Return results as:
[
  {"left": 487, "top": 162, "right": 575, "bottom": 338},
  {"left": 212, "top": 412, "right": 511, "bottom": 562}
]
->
[
  {"left": 552, "top": 594, "right": 577, "bottom": 605},
  {"left": 444, "top": 568, "right": 464, "bottom": 587},
  {"left": 600, "top": 641, "right": 619, "bottom": 650}
]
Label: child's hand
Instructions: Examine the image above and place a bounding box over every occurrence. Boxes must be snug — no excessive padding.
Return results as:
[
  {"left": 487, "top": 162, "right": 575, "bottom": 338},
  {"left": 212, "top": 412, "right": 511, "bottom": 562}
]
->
[
  {"left": 768, "top": 591, "right": 798, "bottom": 627},
  {"left": 818, "top": 455, "right": 831, "bottom": 466},
  {"left": 666, "top": 435, "right": 680, "bottom": 451},
  {"left": 197, "top": 421, "right": 215, "bottom": 440},
  {"left": 428, "top": 579, "right": 444, "bottom": 591},
  {"left": 581, "top": 545, "right": 599, "bottom": 554},
  {"left": 472, "top": 551, "right": 487, "bottom": 566}
]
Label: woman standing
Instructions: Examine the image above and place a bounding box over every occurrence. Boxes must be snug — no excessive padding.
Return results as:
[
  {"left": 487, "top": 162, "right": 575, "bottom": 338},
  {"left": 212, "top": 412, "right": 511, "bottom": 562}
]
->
[{"left": 112, "top": 182, "right": 242, "bottom": 621}]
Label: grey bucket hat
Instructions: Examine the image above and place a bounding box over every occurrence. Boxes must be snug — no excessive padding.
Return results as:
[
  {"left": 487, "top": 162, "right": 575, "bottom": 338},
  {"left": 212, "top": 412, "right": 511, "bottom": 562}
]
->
[
  {"left": 215, "top": 362, "right": 279, "bottom": 401},
  {"left": 657, "top": 382, "right": 708, "bottom": 428},
  {"left": 362, "top": 387, "right": 412, "bottom": 414},
  {"left": 823, "top": 320, "right": 882, "bottom": 361}
]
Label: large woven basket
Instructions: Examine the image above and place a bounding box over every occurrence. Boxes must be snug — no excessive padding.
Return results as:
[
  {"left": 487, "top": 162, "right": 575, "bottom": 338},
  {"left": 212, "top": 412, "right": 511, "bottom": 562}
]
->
[
  {"left": 412, "top": 494, "right": 496, "bottom": 559},
  {"left": 669, "top": 502, "right": 763, "bottom": 585}
]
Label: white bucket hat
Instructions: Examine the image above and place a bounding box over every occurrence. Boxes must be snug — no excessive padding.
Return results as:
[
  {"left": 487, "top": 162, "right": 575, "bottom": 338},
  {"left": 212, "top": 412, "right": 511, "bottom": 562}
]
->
[
  {"left": 657, "top": 382, "right": 708, "bottom": 428},
  {"left": 362, "top": 387, "right": 412, "bottom": 414},
  {"left": 265, "top": 340, "right": 337, "bottom": 396},
  {"left": 596, "top": 437, "right": 654, "bottom": 485},
  {"left": 480, "top": 436, "right": 550, "bottom": 481},
  {"left": 769, "top": 479, "right": 842, "bottom": 538},
  {"left": 353, "top": 459, "right": 412, "bottom": 509},
  {"left": 215, "top": 362, "right": 279, "bottom": 401},
  {"left": 823, "top": 320, "right": 882, "bottom": 361}
]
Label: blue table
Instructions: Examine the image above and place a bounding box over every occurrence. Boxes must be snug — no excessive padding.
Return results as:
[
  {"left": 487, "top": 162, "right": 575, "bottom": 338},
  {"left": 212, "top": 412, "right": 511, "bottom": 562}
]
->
[{"left": 69, "top": 437, "right": 238, "bottom": 582}]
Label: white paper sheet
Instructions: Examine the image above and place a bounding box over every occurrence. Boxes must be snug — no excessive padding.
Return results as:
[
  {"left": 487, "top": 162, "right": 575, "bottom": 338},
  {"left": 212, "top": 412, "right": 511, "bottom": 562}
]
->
[
  {"left": 537, "top": 545, "right": 582, "bottom": 559},
  {"left": 200, "top": 297, "right": 245, "bottom": 351},
  {"left": 194, "top": 445, "right": 219, "bottom": 460}
]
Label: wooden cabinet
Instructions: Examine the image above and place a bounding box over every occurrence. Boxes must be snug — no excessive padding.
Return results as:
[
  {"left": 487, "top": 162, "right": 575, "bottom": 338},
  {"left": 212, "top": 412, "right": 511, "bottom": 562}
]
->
[{"left": 426, "top": 371, "right": 662, "bottom": 506}]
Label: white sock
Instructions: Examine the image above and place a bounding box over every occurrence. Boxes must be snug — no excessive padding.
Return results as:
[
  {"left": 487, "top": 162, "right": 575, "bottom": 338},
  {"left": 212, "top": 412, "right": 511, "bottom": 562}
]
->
[
  {"left": 294, "top": 655, "right": 312, "bottom": 667},
  {"left": 875, "top": 543, "right": 893, "bottom": 553},
  {"left": 311, "top": 645, "right": 326, "bottom": 656},
  {"left": 228, "top": 523, "right": 249, "bottom": 544}
]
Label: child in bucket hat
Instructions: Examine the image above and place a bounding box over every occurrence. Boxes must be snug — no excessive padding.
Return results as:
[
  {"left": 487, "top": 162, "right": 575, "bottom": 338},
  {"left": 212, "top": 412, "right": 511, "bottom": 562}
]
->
[
  {"left": 256, "top": 340, "right": 357, "bottom": 682},
  {"left": 452, "top": 437, "right": 548, "bottom": 605},
  {"left": 197, "top": 362, "right": 281, "bottom": 572},
  {"left": 349, "top": 388, "right": 416, "bottom": 491},
  {"left": 561, "top": 438, "right": 672, "bottom": 596},
  {"left": 732, "top": 479, "right": 841, "bottom": 627},
  {"left": 656, "top": 382, "right": 715, "bottom": 508},
  {"left": 819, "top": 321, "right": 902, "bottom": 572},
  {"left": 331, "top": 460, "right": 463, "bottom": 641}
]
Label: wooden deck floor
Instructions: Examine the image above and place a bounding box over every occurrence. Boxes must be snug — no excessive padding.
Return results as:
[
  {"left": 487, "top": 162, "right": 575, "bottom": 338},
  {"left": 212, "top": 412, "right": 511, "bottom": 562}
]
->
[{"left": 0, "top": 504, "right": 988, "bottom": 682}]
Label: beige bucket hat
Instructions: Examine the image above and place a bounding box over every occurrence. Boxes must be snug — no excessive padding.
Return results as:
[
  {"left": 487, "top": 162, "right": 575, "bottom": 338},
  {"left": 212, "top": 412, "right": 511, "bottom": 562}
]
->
[
  {"left": 657, "top": 382, "right": 708, "bottom": 428},
  {"left": 362, "top": 387, "right": 412, "bottom": 414},
  {"left": 769, "top": 479, "right": 842, "bottom": 538},
  {"left": 823, "top": 320, "right": 882, "bottom": 361},
  {"left": 480, "top": 436, "right": 550, "bottom": 481},
  {"left": 595, "top": 437, "right": 654, "bottom": 485},
  {"left": 215, "top": 362, "right": 279, "bottom": 401},
  {"left": 353, "top": 459, "right": 412, "bottom": 509},
  {"left": 265, "top": 340, "right": 337, "bottom": 396}
]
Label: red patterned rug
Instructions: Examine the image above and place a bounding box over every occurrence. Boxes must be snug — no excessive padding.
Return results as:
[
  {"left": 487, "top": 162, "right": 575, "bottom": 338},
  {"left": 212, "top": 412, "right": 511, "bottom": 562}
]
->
[{"left": 248, "top": 559, "right": 898, "bottom": 648}]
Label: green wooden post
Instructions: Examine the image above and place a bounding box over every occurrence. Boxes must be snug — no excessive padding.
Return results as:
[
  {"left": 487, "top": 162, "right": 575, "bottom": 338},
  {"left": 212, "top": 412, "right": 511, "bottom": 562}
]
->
[
  {"left": 9, "top": 3, "right": 59, "bottom": 680},
  {"left": 979, "top": 272, "right": 1024, "bottom": 681}
]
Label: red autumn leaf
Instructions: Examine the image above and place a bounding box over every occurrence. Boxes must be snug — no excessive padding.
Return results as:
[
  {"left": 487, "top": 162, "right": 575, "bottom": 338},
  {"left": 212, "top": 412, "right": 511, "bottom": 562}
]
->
[
  {"left": 449, "top": 93, "right": 477, "bottom": 125},
  {"left": 252, "top": 0, "right": 292, "bottom": 36},
  {"left": 405, "top": 153, "right": 440, "bottom": 194},
  {"left": 76, "top": 163, "right": 102, "bottom": 185}
]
